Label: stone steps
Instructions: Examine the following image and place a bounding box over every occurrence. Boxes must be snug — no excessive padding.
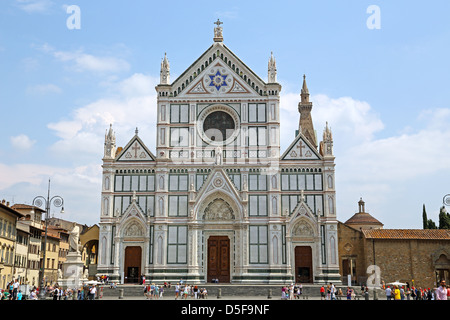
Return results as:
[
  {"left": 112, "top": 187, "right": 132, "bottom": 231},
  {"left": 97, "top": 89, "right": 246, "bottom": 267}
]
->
[{"left": 99, "top": 284, "right": 362, "bottom": 298}]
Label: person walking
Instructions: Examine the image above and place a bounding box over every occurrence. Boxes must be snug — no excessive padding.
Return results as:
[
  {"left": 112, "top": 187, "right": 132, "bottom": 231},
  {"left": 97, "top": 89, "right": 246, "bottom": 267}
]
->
[
  {"left": 435, "top": 280, "right": 447, "bottom": 300},
  {"left": 385, "top": 286, "right": 392, "bottom": 300},
  {"left": 320, "top": 286, "right": 325, "bottom": 300}
]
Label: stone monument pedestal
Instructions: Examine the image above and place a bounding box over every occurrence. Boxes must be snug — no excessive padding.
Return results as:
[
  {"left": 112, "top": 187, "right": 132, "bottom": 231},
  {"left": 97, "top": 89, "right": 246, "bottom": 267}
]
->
[{"left": 58, "top": 252, "right": 85, "bottom": 290}]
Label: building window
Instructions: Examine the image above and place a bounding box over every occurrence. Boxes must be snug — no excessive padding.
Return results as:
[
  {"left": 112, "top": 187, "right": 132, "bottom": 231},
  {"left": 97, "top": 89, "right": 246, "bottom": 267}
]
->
[
  {"left": 281, "top": 194, "right": 323, "bottom": 216},
  {"left": 115, "top": 174, "right": 155, "bottom": 192},
  {"left": 196, "top": 174, "right": 208, "bottom": 191},
  {"left": 170, "top": 128, "right": 189, "bottom": 147},
  {"left": 320, "top": 225, "right": 326, "bottom": 264},
  {"left": 138, "top": 196, "right": 155, "bottom": 216},
  {"left": 248, "top": 195, "right": 268, "bottom": 216},
  {"left": 169, "top": 174, "right": 188, "bottom": 191},
  {"left": 228, "top": 174, "right": 241, "bottom": 190},
  {"left": 167, "top": 226, "right": 187, "bottom": 264},
  {"left": 168, "top": 196, "right": 188, "bottom": 217},
  {"left": 248, "top": 126, "right": 267, "bottom": 146},
  {"left": 282, "top": 225, "right": 286, "bottom": 264},
  {"left": 248, "top": 103, "right": 266, "bottom": 123},
  {"left": 281, "top": 173, "right": 323, "bottom": 191},
  {"left": 170, "top": 104, "right": 189, "bottom": 123},
  {"left": 248, "top": 174, "right": 267, "bottom": 191},
  {"left": 249, "top": 225, "right": 268, "bottom": 264}
]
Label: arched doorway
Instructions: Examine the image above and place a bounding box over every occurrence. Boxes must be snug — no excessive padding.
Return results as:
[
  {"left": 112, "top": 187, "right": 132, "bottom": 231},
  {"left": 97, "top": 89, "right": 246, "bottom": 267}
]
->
[
  {"left": 124, "top": 246, "right": 141, "bottom": 284},
  {"left": 295, "top": 246, "right": 313, "bottom": 283}
]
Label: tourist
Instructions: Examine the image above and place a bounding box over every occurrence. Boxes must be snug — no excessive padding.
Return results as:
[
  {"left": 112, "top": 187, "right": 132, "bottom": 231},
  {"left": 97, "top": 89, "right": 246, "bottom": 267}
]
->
[
  {"left": 193, "top": 285, "right": 199, "bottom": 299},
  {"left": 29, "top": 289, "right": 38, "bottom": 300},
  {"left": 385, "top": 286, "right": 392, "bottom": 300},
  {"left": 320, "top": 286, "right": 325, "bottom": 300},
  {"left": 405, "top": 287, "right": 411, "bottom": 300},
  {"left": 159, "top": 285, "right": 164, "bottom": 298},
  {"left": 88, "top": 285, "right": 96, "bottom": 300},
  {"left": 330, "top": 283, "right": 336, "bottom": 300},
  {"left": 393, "top": 285, "right": 400, "bottom": 300},
  {"left": 400, "top": 286, "right": 405, "bottom": 300},
  {"left": 346, "top": 287, "right": 352, "bottom": 300},
  {"left": 175, "top": 283, "right": 180, "bottom": 299},
  {"left": 435, "top": 280, "right": 447, "bottom": 300},
  {"left": 281, "top": 286, "right": 287, "bottom": 300}
]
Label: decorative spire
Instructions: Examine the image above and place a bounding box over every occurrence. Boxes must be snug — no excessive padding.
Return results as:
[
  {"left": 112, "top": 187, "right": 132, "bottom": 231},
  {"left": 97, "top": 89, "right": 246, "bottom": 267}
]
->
[
  {"left": 160, "top": 52, "right": 170, "bottom": 84},
  {"left": 268, "top": 51, "right": 277, "bottom": 83},
  {"left": 135, "top": 127, "right": 139, "bottom": 136},
  {"left": 301, "top": 74, "right": 310, "bottom": 103},
  {"left": 320, "top": 121, "right": 333, "bottom": 157},
  {"left": 213, "top": 19, "right": 223, "bottom": 42},
  {"left": 103, "top": 124, "right": 116, "bottom": 159}
]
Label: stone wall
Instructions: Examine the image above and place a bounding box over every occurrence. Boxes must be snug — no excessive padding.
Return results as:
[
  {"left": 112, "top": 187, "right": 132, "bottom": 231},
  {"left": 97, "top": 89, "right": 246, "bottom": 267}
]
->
[{"left": 363, "top": 239, "right": 447, "bottom": 289}]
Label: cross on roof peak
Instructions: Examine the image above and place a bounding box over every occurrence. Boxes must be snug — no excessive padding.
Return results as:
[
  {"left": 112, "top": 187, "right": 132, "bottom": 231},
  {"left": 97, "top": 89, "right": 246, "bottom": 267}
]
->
[{"left": 214, "top": 19, "right": 223, "bottom": 26}]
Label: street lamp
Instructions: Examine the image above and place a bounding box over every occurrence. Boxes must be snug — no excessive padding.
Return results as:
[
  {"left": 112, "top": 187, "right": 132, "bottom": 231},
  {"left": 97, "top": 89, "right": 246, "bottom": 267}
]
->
[
  {"left": 32, "top": 178, "right": 64, "bottom": 300},
  {"left": 443, "top": 194, "right": 450, "bottom": 207}
]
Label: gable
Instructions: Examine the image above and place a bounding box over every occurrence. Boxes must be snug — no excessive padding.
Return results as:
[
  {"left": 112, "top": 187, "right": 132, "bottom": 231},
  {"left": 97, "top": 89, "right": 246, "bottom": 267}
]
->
[
  {"left": 281, "top": 133, "right": 321, "bottom": 161},
  {"left": 172, "top": 43, "right": 265, "bottom": 98},
  {"left": 116, "top": 135, "right": 155, "bottom": 162}
]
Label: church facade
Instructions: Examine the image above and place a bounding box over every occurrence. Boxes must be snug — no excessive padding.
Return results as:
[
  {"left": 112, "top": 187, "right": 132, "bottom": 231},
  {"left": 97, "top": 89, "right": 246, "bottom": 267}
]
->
[{"left": 97, "top": 21, "right": 341, "bottom": 284}]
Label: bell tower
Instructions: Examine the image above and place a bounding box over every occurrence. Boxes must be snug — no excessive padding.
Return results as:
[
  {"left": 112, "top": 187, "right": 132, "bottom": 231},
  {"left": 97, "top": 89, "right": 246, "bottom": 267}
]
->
[{"left": 298, "top": 74, "right": 317, "bottom": 148}]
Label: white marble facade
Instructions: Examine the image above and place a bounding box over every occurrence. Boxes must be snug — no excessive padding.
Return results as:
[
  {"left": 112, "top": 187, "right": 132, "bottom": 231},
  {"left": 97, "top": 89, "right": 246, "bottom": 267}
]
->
[{"left": 97, "top": 22, "right": 341, "bottom": 284}]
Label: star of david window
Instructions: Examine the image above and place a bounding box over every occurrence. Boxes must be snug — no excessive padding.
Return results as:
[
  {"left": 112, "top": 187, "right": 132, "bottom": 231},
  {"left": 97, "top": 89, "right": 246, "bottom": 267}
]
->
[
  {"left": 202, "top": 111, "right": 235, "bottom": 142},
  {"left": 209, "top": 71, "right": 227, "bottom": 90}
]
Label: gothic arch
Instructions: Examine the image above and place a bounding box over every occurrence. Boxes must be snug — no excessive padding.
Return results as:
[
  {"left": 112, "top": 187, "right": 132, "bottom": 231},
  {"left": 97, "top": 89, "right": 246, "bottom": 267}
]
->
[
  {"left": 289, "top": 217, "right": 317, "bottom": 238},
  {"left": 196, "top": 190, "right": 242, "bottom": 221},
  {"left": 119, "top": 218, "right": 146, "bottom": 239}
]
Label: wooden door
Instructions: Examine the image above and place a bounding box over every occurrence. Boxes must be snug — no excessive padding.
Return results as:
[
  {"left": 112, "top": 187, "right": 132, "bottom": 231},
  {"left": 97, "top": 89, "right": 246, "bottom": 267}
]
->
[
  {"left": 207, "top": 236, "right": 230, "bottom": 283},
  {"left": 124, "top": 246, "right": 141, "bottom": 283},
  {"left": 295, "top": 246, "right": 313, "bottom": 283}
]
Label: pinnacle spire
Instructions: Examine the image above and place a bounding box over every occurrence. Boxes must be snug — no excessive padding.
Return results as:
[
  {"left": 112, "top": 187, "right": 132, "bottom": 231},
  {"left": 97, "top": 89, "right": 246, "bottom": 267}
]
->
[
  {"left": 268, "top": 51, "right": 277, "bottom": 83},
  {"left": 160, "top": 52, "right": 170, "bottom": 84}
]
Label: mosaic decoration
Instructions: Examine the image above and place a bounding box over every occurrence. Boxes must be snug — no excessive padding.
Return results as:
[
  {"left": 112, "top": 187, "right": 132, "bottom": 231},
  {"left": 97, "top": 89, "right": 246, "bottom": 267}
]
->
[{"left": 209, "top": 70, "right": 228, "bottom": 91}]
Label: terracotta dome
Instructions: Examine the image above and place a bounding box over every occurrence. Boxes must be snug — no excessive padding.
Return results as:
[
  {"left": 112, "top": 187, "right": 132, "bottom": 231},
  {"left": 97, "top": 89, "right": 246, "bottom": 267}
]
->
[{"left": 344, "top": 198, "right": 383, "bottom": 229}]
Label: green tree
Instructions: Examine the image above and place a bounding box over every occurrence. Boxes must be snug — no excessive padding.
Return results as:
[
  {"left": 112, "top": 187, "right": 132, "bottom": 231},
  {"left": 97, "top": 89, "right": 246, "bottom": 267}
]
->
[
  {"left": 422, "top": 204, "right": 428, "bottom": 229},
  {"left": 438, "top": 206, "right": 450, "bottom": 229},
  {"left": 427, "top": 219, "right": 437, "bottom": 229}
]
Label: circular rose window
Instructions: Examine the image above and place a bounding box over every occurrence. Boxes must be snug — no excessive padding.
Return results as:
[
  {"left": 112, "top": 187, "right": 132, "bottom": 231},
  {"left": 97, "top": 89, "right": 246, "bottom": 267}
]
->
[{"left": 202, "top": 111, "right": 235, "bottom": 142}]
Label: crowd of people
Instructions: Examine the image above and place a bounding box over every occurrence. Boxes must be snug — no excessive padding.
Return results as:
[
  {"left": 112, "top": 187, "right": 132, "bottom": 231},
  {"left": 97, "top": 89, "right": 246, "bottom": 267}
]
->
[
  {"left": 384, "top": 279, "right": 449, "bottom": 300},
  {"left": 142, "top": 282, "right": 208, "bottom": 300},
  {"left": 0, "top": 280, "right": 99, "bottom": 301},
  {"left": 280, "top": 279, "right": 449, "bottom": 301},
  {"left": 281, "top": 283, "right": 304, "bottom": 300}
]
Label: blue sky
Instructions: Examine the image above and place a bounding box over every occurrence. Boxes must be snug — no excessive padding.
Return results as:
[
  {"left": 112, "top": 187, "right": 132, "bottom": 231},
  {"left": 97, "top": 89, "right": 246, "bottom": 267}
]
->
[{"left": 1, "top": 0, "right": 450, "bottom": 227}]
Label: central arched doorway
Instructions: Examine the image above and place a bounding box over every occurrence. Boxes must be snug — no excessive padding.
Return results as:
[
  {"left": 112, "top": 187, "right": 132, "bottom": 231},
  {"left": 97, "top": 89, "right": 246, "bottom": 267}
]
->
[
  {"left": 207, "top": 236, "right": 230, "bottom": 283},
  {"left": 124, "top": 246, "right": 141, "bottom": 284}
]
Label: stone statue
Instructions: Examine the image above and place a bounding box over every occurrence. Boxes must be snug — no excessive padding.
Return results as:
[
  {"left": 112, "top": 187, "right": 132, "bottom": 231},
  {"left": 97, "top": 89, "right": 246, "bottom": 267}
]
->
[
  {"left": 215, "top": 146, "right": 222, "bottom": 165},
  {"left": 58, "top": 269, "right": 63, "bottom": 279},
  {"left": 69, "top": 222, "right": 81, "bottom": 253}
]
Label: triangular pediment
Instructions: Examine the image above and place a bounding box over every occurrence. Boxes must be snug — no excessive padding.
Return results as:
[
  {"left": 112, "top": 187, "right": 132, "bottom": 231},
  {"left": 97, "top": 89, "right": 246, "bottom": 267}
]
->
[
  {"left": 118, "top": 195, "right": 147, "bottom": 237},
  {"left": 171, "top": 43, "right": 265, "bottom": 98},
  {"left": 193, "top": 168, "right": 243, "bottom": 219},
  {"left": 281, "top": 133, "right": 321, "bottom": 161},
  {"left": 116, "top": 134, "right": 155, "bottom": 162}
]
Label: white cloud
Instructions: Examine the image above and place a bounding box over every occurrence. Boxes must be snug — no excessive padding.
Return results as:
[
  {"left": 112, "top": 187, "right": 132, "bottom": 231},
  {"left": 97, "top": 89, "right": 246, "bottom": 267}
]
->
[
  {"left": 10, "top": 134, "right": 36, "bottom": 151},
  {"left": 53, "top": 50, "right": 130, "bottom": 73},
  {"left": 47, "top": 73, "right": 158, "bottom": 159},
  {"left": 15, "top": 0, "right": 53, "bottom": 13},
  {"left": 26, "top": 83, "right": 62, "bottom": 95}
]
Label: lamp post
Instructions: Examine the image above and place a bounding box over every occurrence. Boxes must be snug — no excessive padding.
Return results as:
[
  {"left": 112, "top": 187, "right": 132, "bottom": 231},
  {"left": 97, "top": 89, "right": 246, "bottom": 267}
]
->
[
  {"left": 443, "top": 194, "right": 450, "bottom": 207},
  {"left": 32, "top": 178, "right": 64, "bottom": 300}
]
